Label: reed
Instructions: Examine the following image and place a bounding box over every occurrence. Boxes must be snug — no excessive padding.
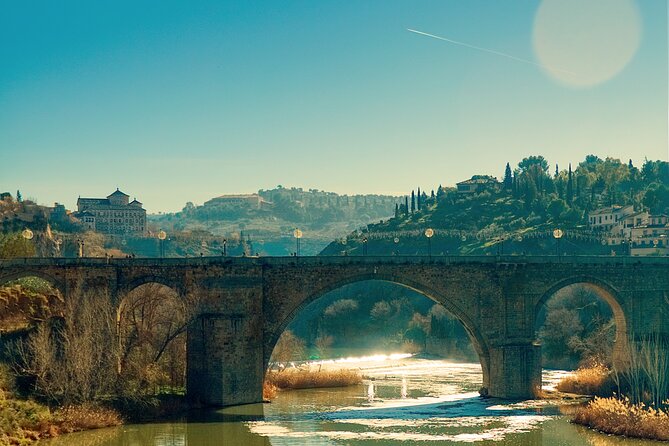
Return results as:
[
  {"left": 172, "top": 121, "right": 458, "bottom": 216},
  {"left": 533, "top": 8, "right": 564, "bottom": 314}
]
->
[
  {"left": 556, "top": 364, "right": 610, "bottom": 395},
  {"left": 573, "top": 397, "right": 669, "bottom": 441},
  {"left": 265, "top": 368, "right": 362, "bottom": 391}
]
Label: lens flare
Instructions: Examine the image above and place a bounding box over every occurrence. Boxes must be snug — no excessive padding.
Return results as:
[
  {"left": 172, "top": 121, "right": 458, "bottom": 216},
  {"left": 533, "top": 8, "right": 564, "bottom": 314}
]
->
[{"left": 532, "top": 0, "right": 641, "bottom": 87}]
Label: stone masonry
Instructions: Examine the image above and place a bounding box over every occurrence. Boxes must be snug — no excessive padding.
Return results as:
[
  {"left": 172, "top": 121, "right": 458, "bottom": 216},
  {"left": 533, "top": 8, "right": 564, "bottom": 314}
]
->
[{"left": 1, "top": 255, "right": 668, "bottom": 406}]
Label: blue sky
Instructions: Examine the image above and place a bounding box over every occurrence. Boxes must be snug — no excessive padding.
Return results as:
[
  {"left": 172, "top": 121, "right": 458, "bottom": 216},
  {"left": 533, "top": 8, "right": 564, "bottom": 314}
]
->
[{"left": 1, "top": 1, "right": 667, "bottom": 213}]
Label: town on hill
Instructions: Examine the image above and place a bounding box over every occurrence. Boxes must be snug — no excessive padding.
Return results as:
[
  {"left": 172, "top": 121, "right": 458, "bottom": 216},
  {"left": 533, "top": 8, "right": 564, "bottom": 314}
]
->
[{"left": 2, "top": 155, "right": 668, "bottom": 258}]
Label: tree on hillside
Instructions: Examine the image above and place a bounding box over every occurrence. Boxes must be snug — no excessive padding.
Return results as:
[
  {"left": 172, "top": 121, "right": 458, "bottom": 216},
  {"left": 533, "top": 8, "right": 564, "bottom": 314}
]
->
[
  {"left": 518, "top": 156, "right": 549, "bottom": 174},
  {"left": 643, "top": 184, "right": 669, "bottom": 213},
  {"left": 405, "top": 196, "right": 409, "bottom": 216},
  {"left": 518, "top": 156, "right": 550, "bottom": 196},
  {"left": 437, "top": 185, "right": 445, "bottom": 200},
  {"left": 0, "top": 233, "right": 36, "bottom": 258},
  {"left": 567, "top": 164, "right": 574, "bottom": 205},
  {"left": 394, "top": 203, "right": 399, "bottom": 218},
  {"left": 411, "top": 191, "right": 415, "bottom": 213},
  {"left": 417, "top": 187, "right": 421, "bottom": 210},
  {"left": 503, "top": 163, "right": 513, "bottom": 190},
  {"left": 525, "top": 179, "right": 538, "bottom": 209},
  {"left": 16, "top": 190, "right": 22, "bottom": 203}
]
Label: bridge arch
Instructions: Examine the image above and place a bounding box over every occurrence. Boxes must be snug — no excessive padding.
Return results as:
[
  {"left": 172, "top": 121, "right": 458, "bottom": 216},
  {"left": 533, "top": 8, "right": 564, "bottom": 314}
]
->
[
  {"left": 265, "top": 273, "right": 491, "bottom": 392},
  {"left": 117, "top": 275, "right": 185, "bottom": 305},
  {"left": 0, "top": 270, "right": 65, "bottom": 295},
  {"left": 116, "top": 280, "right": 188, "bottom": 392},
  {"left": 535, "top": 275, "right": 628, "bottom": 367}
]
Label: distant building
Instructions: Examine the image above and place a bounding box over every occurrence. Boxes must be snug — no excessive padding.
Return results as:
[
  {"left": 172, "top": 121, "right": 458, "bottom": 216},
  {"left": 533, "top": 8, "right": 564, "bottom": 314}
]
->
[
  {"left": 50, "top": 202, "right": 68, "bottom": 222},
  {"left": 588, "top": 205, "right": 634, "bottom": 231},
  {"left": 594, "top": 204, "right": 669, "bottom": 256},
  {"left": 204, "top": 194, "right": 271, "bottom": 208},
  {"left": 456, "top": 176, "right": 500, "bottom": 194},
  {"left": 628, "top": 214, "right": 669, "bottom": 256},
  {"left": 76, "top": 189, "right": 146, "bottom": 235}
]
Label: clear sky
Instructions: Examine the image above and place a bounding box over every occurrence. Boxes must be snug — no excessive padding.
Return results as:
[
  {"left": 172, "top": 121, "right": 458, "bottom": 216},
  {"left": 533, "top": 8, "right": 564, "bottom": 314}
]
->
[{"left": 1, "top": 0, "right": 667, "bottom": 213}]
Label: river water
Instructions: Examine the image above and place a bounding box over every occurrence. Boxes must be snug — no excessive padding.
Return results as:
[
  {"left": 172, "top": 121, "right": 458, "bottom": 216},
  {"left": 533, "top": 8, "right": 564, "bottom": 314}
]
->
[{"left": 40, "top": 356, "right": 657, "bottom": 445}]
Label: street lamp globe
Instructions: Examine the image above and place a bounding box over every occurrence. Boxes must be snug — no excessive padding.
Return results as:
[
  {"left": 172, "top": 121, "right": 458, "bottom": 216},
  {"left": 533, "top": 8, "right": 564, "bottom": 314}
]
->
[
  {"left": 293, "top": 228, "right": 303, "bottom": 239},
  {"left": 21, "top": 229, "right": 33, "bottom": 240},
  {"left": 158, "top": 230, "right": 167, "bottom": 240},
  {"left": 552, "top": 229, "right": 564, "bottom": 239},
  {"left": 424, "top": 228, "right": 434, "bottom": 238}
]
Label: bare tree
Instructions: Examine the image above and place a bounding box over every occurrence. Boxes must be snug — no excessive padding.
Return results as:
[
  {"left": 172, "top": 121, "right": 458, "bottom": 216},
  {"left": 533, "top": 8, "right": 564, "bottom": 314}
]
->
[
  {"left": 15, "top": 280, "right": 118, "bottom": 404},
  {"left": 117, "top": 283, "right": 201, "bottom": 393}
]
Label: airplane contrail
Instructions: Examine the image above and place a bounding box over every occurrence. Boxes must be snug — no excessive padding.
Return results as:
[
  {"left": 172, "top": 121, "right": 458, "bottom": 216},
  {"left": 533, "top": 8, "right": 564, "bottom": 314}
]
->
[{"left": 407, "top": 28, "right": 575, "bottom": 75}]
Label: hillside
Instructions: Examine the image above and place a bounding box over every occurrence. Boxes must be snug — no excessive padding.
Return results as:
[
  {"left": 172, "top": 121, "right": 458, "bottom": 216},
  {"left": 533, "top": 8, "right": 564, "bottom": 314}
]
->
[
  {"left": 321, "top": 156, "right": 669, "bottom": 256},
  {"left": 149, "top": 187, "right": 401, "bottom": 256}
]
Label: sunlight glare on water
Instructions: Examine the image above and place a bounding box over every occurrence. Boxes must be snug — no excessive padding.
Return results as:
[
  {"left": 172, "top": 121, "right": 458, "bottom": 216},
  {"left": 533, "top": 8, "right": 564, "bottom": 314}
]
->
[{"left": 39, "top": 356, "right": 661, "bottom": 446}]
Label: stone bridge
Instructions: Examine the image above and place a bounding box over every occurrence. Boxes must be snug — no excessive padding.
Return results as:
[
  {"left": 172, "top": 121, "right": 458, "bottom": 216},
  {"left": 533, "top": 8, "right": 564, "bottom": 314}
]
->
[{"left": 1, "top": 255, "right": 668, "bottom": 406}]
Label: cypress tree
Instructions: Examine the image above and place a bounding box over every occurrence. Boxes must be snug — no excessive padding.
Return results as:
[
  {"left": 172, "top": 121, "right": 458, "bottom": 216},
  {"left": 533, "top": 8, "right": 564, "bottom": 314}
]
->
[
  {"left": 405, "top": 196, "right": 409, "bottom": 216},
  {"left": 431, "top": 190, "right": 435, "bottom": 199},
  {"left": 16, "top": 190, "right": 22, "bottom": 202},
  {"left": 567, "top": 163, "right": 574, "bottom": 205},
  {"left": 411, "top": 191, "right": 415, "bottom": 213},
  {"left": 394, "top": 203, "right": 399, "bottom": 218},
  {"left": 555, "top": 164, "right": 559, "bottom": 178},
  {"left": 503, "top": 163, "right": 513, "bottom": 190},
  {"left": 417, "top": 187, "right": 421, "bottom": 210}
]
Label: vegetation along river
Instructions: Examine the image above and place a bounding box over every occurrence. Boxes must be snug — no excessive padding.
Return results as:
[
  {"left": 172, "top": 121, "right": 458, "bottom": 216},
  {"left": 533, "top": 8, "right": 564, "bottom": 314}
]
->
[{"left": 39, "top": 356, "right": 658, "bottom": 445}]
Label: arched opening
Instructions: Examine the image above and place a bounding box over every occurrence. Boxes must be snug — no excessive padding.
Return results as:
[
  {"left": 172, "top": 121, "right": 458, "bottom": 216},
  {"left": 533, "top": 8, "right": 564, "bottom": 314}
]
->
[
  {"left": 265, "top": 279, "right": 488, "bottom": 402},
  {"left": 0, "top": 274, "right": 64, "bottom": 337},
  {"left": 117, "top": 282, "right": 188, "bottom": 396},
  {"left": 0, "top": 273, "right": 120, "bottom": 402},
  {"left": 535, "top": 278, "right": 628, "bottom": 392}
]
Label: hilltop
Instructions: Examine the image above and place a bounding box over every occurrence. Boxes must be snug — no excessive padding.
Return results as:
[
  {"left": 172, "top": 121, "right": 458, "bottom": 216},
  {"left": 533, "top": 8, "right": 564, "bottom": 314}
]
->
[
  {"left": 321, "top": 156, "right": 669, "bottom": 256},
  {"left": 149, "top": 186, "right": 401, "bottom": 256}
]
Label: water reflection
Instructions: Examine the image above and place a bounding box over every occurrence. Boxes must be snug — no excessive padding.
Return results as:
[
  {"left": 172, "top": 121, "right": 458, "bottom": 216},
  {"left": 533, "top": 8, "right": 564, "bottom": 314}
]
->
[
  {"left": 367, "top": 381, "right": 375, "bottom": 402},
  {"left": 38, "top": 359, "right": 660, "bottom": 446}
]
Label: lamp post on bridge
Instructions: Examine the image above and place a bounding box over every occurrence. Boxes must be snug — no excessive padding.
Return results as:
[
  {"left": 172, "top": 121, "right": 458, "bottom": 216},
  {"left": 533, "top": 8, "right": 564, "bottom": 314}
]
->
[
  {"left": 553, "top": 229, "right": 563, "bottom": 257},
  {"left": 223, "top": 238, "right": 227, "bottom": 256},
  {"left": 157, "top": 230, "right": 167, "bottom": 258},
  {"left": 424, "top": 228, "right": 434, "bottom": 257},
  {"left": 293, "top": 228, "right": 303, "bottom": 257},
  {"left": 362, "top": 237, "right": 368, "bottom": 256},
  {"left": 21, "top": 229, "right": 33, "bottom": 257}
]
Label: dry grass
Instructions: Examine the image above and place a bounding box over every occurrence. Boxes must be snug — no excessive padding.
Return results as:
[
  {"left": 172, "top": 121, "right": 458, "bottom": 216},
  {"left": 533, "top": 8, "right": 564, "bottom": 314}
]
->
[
  {"left": 263, "top": 382, "right": 278, "bottom": 400},
  {"left": 573, "top": 397, "right": 669, "bottom": 441},
  {"left": 53, "top": 404, "right": 122, "bottom": 434},
  {"left": 0, "top": 365, "right": 121, "bottom": 445},
  {"left": 265, "top": 368, "right": 362, "bottom": 392},
  {"left": 557, "top": 364, "right": 610, "bottom": 395},
  {"left": 0, "top": 399, "right": 122, "bottom": 445}
]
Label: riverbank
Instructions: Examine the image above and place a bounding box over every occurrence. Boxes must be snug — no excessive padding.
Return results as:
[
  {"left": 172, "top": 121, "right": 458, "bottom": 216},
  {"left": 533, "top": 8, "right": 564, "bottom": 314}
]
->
[
  {"left": 573, "top": 397, "right": 669, "bottom": 441},
  {"left": 0, "top": 394, "right": 121, "bottom": 445},
  {"left": 555, "top": 366, "right": 669, "bottom": 441}
]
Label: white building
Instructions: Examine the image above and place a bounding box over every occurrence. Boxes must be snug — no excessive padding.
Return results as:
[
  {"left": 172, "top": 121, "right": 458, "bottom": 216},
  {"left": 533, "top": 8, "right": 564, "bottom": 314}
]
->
[
  {"left": 588, "top": 205, "right": 635, "bottom": 231},
  {"left": 76, "top": 189, "right": 147, "bottom": 235}
]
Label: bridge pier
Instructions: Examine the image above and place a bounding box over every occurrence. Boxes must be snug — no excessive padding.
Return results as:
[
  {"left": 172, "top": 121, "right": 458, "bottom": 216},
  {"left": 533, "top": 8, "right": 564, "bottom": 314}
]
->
[
  {"left": 187, "top": 313, "right": 264, "bottom": 407},
  {"left": 487, "top": 342, "right": 541, "bottom": 399}
]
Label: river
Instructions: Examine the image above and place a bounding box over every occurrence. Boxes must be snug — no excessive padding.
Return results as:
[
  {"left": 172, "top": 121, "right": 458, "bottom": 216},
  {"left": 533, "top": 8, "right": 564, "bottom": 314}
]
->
[{"left": 39, "top": 356, "right": 657, "bottom": 445}]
